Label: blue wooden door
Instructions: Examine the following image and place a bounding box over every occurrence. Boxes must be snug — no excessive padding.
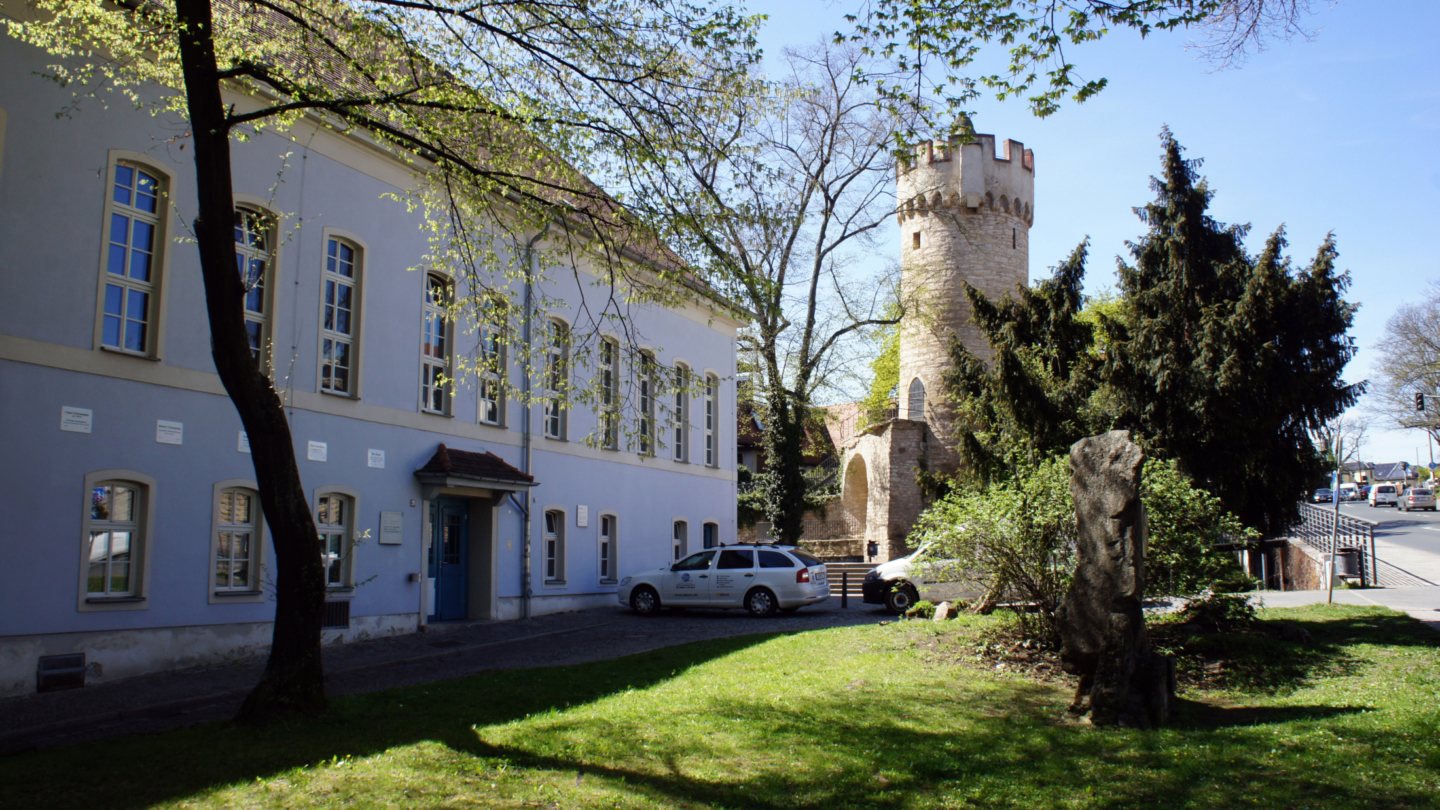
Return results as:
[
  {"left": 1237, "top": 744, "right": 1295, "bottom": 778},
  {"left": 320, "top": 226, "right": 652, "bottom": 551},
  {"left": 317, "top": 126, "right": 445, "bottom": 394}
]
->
[{"left": 430, "top": 499, "right": 468, "bottom": 621}]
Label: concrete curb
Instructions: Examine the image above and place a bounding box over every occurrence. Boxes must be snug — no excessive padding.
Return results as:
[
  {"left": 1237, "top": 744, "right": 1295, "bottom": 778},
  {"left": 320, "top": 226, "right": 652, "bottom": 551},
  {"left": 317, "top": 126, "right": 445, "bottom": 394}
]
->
[{"left": 0, "top": 619, "right": 620, "bottom": 755}]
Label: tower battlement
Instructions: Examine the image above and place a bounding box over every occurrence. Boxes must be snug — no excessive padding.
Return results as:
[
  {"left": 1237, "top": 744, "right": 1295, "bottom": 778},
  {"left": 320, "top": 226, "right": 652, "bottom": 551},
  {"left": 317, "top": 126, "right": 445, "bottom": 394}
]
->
[{"left": 896, "top": 134, "right": 1034, "bottom": 225}]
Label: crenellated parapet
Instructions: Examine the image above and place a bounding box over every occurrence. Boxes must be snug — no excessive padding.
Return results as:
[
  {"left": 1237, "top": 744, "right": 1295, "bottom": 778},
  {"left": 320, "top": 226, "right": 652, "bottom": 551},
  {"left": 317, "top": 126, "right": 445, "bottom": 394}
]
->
[{"left": 896, "top": 134, "right": 1035, "bottom": 226}]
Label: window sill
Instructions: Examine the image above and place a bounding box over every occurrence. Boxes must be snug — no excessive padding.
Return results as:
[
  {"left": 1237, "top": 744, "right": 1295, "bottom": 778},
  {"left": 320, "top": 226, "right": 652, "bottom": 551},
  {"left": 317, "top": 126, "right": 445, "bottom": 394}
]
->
[
  {"left": 213, "top": 590, "right": 263, "bottom": 598},
  {"left": 599, "top": 579, "right": 618, "bottom": 587},
  {"left": 321, "top": 389, "right": 360, "bottom": 401},
  {"left": 420, "top": 409, "right": 451, "bottom": 418},
  {"left": 543, "top": 435, "right": 567, "bottom": 442},
  {"left": 99, "top": 345, "right": 160, "bottom": 362},
  {"left": 85, "top": 596, "right": 145, "bottom": 603},
  {"left": 325, "top": 588, "right": 356, "bottom": 596},
  {"left": 479, "top": 420, "right": 505, "bottom": 429},
  {"left": 543, "top": 579, "right": 567, "bottom": 588}
]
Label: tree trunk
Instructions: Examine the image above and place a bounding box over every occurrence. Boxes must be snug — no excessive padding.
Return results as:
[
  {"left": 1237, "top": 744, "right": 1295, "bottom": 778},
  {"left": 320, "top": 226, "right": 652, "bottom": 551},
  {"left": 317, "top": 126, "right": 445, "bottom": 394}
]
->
[
  {"left": 174, "top": 0, "right": 327, "bottom": 723},
  {"left": 761, "top": 381, "right": 809, "bottom": 545}
]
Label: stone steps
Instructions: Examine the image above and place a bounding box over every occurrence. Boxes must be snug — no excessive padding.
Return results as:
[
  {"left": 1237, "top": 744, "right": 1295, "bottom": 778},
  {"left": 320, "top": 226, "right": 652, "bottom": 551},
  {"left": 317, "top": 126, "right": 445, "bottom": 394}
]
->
[{"left": 822, "top": 562, "right": 876, "bottom": 597}]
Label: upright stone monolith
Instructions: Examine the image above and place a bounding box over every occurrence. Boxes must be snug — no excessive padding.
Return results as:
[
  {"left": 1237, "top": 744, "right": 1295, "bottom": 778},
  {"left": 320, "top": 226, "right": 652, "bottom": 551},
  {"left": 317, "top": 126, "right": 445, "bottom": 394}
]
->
[{"left": 1056, "top": 430, "right": 1174, "bottom": 728}]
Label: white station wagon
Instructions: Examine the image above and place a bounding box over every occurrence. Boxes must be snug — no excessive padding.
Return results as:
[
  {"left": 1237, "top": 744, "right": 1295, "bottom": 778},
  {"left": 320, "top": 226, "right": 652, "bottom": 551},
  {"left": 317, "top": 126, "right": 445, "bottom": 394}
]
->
[{"left": 619, "top": 544, "right": 829, "bottom": 617}]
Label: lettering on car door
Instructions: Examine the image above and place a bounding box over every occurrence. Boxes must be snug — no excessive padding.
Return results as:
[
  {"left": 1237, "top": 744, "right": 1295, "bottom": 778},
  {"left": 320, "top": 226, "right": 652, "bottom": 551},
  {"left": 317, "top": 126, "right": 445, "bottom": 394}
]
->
[{"left": 713, "top": 549, "right": 755, "bottom": 603}]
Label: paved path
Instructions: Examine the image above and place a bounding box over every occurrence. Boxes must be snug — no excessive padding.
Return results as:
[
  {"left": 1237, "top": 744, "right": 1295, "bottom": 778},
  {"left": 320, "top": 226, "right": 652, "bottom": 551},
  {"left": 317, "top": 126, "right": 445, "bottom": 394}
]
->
[
  {"left": 1256, "top": 585, "right": 1440, "bottom": 633},
  {"left": 1337, "top": 502, "right": 1440, "bottom": 586},
  {"left": 0, "top": 599, "right": 892, "bottom": 754}
]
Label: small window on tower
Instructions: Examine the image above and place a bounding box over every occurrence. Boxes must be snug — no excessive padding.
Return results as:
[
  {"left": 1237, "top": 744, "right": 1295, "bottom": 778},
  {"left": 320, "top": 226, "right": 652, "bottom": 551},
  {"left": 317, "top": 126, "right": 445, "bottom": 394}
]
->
[
  {"left": 913, "top": 232, "right": 921, "bottom": 249},
  {"left": 1012, "top": 228, "right": 1017, "bottom": 249}
]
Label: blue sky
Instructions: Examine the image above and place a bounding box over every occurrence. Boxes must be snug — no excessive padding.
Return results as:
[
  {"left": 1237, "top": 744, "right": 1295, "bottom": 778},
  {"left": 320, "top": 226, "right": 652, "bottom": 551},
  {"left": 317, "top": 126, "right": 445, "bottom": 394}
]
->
[{"left": 750, "top": 0, "right": 1440, "bottom": 467}]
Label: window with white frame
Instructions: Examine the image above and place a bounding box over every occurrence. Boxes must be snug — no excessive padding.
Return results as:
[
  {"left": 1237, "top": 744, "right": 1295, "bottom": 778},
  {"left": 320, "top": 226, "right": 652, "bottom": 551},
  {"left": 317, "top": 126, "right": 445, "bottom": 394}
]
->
[
  {"left": 639, "top": 353, "right": 656, "bottom": 455},
  {"left": 703, "top": 522, "right": 718, "bottom": 549},
  {"left": 600, "top": 338, "right": 620, "bottom": 449},
  {"left": 215, "top": 487, "right": 260, "bottom": 593},
  {"left": 544, "top": 509, "right": 565, "bottom": 582},
  {"left": 479, "top": 318, "right": 505, "bottom": 426},
  {"left": 673, "top": 364, "right": 689, "bottom": 462},
  {"left": 87, "top": 481, "right": 143, "bottom": 597},
  {"left": 672, "top": 520, "right": 687, "bottom": 560},
  {"left": 420, "top": 274, "right": 452, "bottom": 414},
  {"left": 320, "top": 237, "right": 360, "bottom": 395},
  {"left": 543, "top": 319, "right": 569, "bottom": 439},
  {"left": 704, "top": 374, "right": 718, "bottom": 467},
  {"left": 101, "top": 162, "right": 164, "bottom": 355},
  {"left": 599, "top": 513, "right": 617, "bottom": 583},
  {"left": 235, "top": 207, "right": 276, "bottom": 367},
  {"left": 315, "top": 492, "right": 354, "bottom": 588}
]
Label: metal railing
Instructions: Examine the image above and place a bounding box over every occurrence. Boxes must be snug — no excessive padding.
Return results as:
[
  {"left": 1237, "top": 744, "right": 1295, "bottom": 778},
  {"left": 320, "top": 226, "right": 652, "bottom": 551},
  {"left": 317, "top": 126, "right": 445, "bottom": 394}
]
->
[{"left": 1290, "top": 502, "right": 1378, "bottom": 586}]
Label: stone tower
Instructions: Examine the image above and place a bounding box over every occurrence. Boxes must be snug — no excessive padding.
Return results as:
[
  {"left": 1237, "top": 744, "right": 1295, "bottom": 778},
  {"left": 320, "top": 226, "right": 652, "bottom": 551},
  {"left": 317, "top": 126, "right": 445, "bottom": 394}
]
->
[
  {"left": 894, "top": 134, "right": 1034, "bottom": 474},
  {"left": 818, "top": 133, "right": 1035, "bottom": 564}
]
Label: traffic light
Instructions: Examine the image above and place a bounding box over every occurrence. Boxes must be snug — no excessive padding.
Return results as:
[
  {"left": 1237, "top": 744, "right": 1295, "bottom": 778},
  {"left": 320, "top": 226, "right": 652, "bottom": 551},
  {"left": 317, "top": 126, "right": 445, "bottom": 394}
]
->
[{"left": 1418, "top": 393, "right": 1426, "bottom": 412}]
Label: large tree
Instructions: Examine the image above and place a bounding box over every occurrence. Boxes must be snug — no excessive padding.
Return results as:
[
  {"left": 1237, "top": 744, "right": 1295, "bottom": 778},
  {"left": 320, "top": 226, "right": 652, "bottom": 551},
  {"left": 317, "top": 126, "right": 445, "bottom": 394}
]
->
[
  {"left": 6, "top": 0, "right": 759, "bottom": 722},
  {"left": 1105, "top": 129, "right": 1363, "bottom": 534},
  {"left": 941, "top": 130, "right": 1362, "bottom": 536},
  {"left": 1365, "top": 283, "right": 1440, "bottom": 448},
  {"left": 634, "top": 43, "right": 908, "bottom": 544}
]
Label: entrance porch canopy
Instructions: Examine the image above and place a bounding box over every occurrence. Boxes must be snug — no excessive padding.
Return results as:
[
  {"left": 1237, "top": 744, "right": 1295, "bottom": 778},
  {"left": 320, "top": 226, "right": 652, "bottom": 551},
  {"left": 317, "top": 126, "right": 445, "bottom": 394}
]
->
[{"left": 414, "top": 444, "right": 536, "bottom": 501}]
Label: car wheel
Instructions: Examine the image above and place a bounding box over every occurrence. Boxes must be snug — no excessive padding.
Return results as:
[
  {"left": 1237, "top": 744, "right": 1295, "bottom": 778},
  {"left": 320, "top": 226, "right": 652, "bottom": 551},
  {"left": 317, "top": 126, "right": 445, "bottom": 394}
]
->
[
  {"left": 885, "top": 582, "right": 919, "bottom": 615},
  {"left": 745, "top": 587, "right": 779, "bottom": 617},
  {"left": 630, "top": 585, "right": 661, "bottom": 616}
]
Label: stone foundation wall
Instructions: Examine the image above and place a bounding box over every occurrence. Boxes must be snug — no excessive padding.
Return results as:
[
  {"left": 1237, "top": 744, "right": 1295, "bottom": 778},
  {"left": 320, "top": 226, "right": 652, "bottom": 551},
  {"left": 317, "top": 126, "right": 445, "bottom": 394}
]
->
[{"left": 737, "top": 500, "right": 854, "bottom": 544}]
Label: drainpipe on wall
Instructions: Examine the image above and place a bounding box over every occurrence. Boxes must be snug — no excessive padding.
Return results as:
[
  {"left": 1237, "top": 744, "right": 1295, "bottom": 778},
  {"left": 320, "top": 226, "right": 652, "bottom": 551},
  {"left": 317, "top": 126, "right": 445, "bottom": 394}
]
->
[{"left": 520, "top": 226, "right": 548, "bottom": 620}]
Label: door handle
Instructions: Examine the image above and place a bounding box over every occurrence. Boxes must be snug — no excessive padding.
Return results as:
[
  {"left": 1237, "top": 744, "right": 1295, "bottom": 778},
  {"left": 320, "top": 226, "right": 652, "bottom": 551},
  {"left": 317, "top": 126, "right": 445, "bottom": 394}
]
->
[
  {"left": 699, "top": 574, "right": 708, "bottom": 578},
  {"left": 744, "top": 573, "right": 754, "bottom": 577}
]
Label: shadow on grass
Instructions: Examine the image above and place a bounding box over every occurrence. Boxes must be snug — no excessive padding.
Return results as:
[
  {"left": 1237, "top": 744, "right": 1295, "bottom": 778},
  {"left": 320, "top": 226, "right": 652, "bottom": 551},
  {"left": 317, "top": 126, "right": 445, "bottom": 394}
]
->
[
  {"left": 3, "top": 615, "right": 1437, "bottom": 810},
  {"left": 1153, "top": 609, "right": 1438, "bottom": 695},
  {"left": 0, "top": 634, "right": 775, "bottom": 810}
]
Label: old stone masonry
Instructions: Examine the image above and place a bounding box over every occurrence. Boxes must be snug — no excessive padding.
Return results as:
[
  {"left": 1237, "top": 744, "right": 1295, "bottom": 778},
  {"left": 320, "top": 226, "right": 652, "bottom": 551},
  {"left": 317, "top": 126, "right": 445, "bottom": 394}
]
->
[{"left": 809, "top": 134, "right": 1036, "bottom": 562}]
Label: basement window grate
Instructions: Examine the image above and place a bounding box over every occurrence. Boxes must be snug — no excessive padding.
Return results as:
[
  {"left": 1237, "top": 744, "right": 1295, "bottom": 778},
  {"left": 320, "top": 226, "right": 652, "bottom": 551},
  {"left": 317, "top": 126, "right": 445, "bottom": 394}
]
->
[
  {"left": 322, "top": 599, "right": 351, "bottom": 629},
  {"left": 37, "top": 653, "right": 86, "bottom": 693}
]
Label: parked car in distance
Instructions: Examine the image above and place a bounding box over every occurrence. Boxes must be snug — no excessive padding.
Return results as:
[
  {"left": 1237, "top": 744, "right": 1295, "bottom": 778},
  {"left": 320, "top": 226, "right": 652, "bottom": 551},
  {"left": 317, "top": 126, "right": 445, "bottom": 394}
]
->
[
  {"left": 619, "top": 544, "right": 829, "bottom": 617},
  {"left": 1311, "top": 488, "right": 1334, "bottom": 503},
  {"left": 1359, "top": 485, "right": 1372, "bottom": 500},
  {"left": 1398, "top": 487, "right": 1436, "bottom": 512},
  {"left": 863, "top": 542, "right": 980, "bottom": 614},
  {"left": 1338, "top": 483, "right": 1360, "bottom": 501},
  {"left": 1370, "top": 484, "right": 1399, "bottom": 507}
]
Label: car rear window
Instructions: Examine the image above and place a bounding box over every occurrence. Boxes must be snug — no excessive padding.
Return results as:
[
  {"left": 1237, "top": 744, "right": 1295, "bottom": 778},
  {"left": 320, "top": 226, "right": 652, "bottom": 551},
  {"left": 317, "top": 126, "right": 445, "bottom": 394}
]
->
[
  {"left": 1378, "top": 486, "right": 1396, "bottom": 493},
  {"left": 1413, "top": 489, "right": 1431, "bottom": 496},
  {"left": 717, "top": 549, "right": 754, "bottom": 569},
  {"left": 758, "top": 550, "right": 794, "bottom": 568},
  {"left": 788, "top": 549, "right": 823, "bottom": 567}
]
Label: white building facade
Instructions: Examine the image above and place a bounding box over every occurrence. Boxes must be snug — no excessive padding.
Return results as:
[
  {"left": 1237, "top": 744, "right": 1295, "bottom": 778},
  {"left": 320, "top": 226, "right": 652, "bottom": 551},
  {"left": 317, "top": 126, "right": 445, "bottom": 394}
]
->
[{"left": 0, "top": 19, "right": 742, "bottom": 696}]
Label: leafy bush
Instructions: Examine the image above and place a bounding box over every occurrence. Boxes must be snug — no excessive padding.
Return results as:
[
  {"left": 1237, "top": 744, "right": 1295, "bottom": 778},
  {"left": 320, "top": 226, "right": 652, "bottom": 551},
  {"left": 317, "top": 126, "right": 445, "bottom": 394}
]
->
[
  {"left": 908, "top": 600, "right": 937, "bottom": 619},
  {"left": 911, "top": 453, "right": 1254, "bottom": 643},
  {"left": 1178, "top": 590, "right": 1258, "bottom": 631}
]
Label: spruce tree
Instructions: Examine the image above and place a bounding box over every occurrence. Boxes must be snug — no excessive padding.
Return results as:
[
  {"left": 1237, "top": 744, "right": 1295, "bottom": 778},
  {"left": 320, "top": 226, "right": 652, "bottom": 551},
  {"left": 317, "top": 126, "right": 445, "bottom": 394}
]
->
[
  {"left": 944, "top": 240, "right": 1112, "bottom": 483},
  {"left": 1106, "top": 129, "right": 1363, "bottom": 534}
]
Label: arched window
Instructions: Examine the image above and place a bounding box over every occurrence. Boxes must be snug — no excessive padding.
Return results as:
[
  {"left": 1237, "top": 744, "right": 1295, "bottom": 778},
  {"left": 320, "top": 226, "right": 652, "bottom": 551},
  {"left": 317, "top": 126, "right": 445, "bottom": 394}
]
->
[
  {"left": 544, "top": 509, "right": 566, "bottom": 583},
  {"left": 214, "top": 485, "right": 262, "bottom": 594},
  {"left": 599, "top": 513, "right": 617, "bottom": 583},
  {"left": 86, "top": 481, "right": 142, "bottom": 598},
  {"left": 908, "top": 378, "right": 926, "bottom": 423},
  {"left": 672, "top": 519, "right": 688, "bottom": 560},
  {"left": 315, "top": 489, "right": 356, "bottom": 588}
]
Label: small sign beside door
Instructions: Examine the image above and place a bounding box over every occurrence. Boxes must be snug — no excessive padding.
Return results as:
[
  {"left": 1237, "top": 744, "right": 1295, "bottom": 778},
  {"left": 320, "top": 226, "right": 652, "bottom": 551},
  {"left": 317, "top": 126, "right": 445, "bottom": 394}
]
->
[
  {"left": 379, "top": 511, "right": 403, "bottom": 545},
  {"left": 307, "top": 441, "right": 328, "bottom": 462},
  {"left": 368, "top": 449, "right": 386, "bottom": 468},
  {"left": 576, "top": 505, "right": 589, "bottom": 527}
]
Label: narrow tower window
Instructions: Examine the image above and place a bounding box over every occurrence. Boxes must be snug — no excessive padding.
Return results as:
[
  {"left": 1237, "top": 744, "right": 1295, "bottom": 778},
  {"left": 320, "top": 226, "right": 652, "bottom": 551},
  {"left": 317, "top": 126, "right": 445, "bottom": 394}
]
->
[
  {"left": 912, "top": 232, "right": 921, "bottom": 249},
  {"left": 1012, "top": 228, "right": 1017, "bottom": 249}
]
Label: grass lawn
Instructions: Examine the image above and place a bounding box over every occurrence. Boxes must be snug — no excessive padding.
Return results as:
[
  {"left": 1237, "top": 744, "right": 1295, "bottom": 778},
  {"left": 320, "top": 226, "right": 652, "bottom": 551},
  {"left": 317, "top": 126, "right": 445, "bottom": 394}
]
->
[{"left": 3, "top": 605, "right": 1438, "bottom": 809}]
